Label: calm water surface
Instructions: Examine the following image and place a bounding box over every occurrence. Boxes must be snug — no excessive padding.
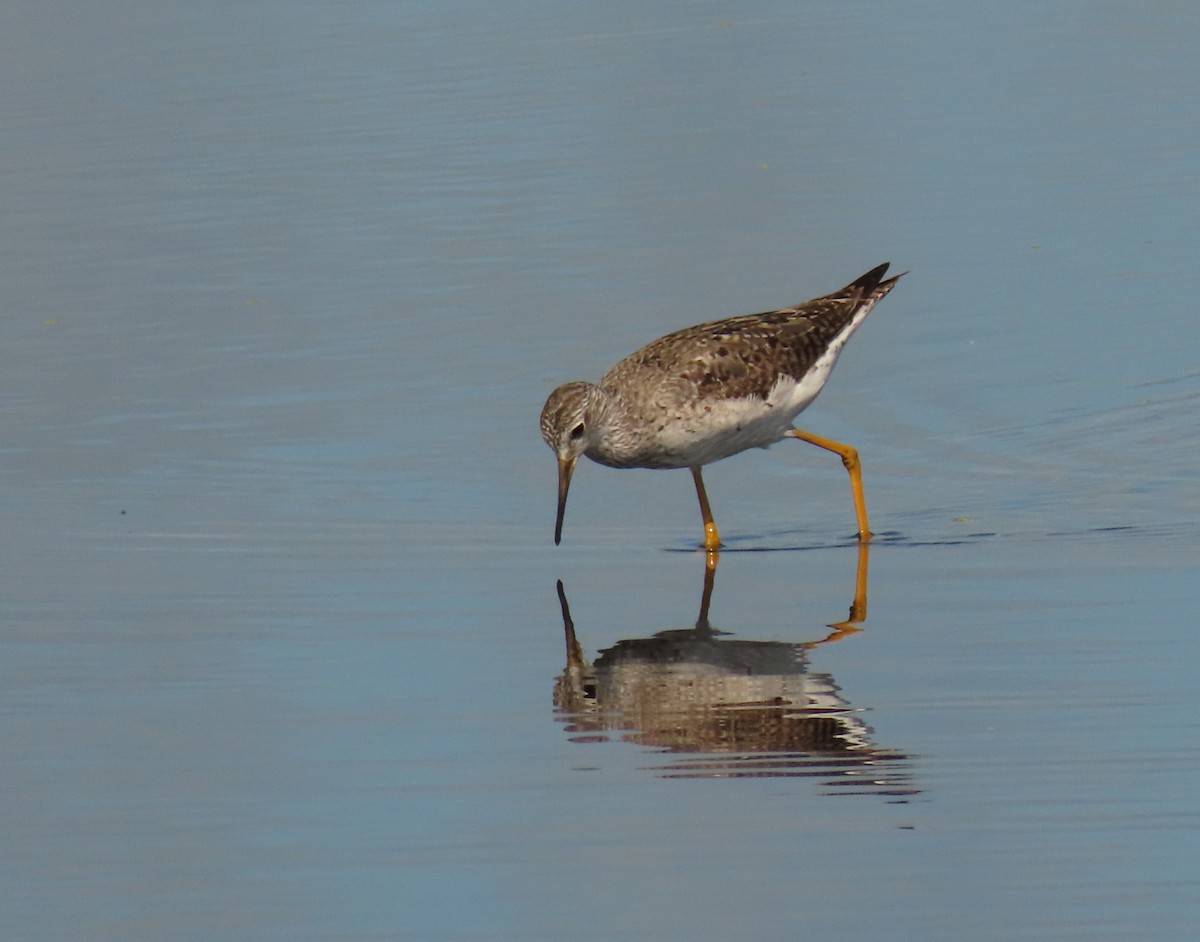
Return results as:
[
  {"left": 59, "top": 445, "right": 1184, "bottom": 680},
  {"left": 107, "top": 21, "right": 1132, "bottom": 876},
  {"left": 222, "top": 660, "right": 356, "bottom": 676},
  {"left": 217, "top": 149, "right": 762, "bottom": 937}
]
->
[{"left": 2, "top": 1, "right": 1198, "bottom": 939}]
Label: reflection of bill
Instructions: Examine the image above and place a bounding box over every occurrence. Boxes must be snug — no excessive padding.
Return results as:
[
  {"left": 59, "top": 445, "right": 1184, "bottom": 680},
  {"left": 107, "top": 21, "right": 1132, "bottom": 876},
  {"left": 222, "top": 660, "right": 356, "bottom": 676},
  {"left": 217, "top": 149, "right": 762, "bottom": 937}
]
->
[{"left": 554, "top": 547, "right": 917, "bottom": 796}]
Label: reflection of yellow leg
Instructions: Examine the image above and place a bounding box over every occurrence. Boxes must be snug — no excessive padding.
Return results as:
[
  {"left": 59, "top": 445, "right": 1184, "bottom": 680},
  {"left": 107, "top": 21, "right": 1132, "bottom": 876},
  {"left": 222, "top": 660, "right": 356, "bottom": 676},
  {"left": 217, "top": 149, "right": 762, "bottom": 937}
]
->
[
  {"left": 787, "top": 428, "right": 872, "bottom": 541},
  {"left": 695, "top": 548, "right": 719, "bottom": 631},
  {"left": 690, "top": 466, "right": 722, "bottom": 551},
  {"left": 810, "top": 541, "right": 870, "bottom": 646}
]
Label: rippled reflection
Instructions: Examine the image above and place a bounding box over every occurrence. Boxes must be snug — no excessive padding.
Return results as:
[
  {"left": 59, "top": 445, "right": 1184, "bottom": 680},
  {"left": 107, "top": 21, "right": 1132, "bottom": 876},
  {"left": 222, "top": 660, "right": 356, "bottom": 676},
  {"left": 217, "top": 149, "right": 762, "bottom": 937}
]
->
[{"left": 554, "top": 547, "right": 916, "bottom": 797}]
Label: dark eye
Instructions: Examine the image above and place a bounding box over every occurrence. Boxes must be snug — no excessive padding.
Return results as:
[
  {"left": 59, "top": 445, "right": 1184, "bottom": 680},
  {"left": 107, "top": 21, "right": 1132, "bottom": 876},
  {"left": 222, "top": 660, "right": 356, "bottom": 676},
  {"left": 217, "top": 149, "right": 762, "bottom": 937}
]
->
[{"left": 569, "top": 423, "right": 585, "bottom": 440}]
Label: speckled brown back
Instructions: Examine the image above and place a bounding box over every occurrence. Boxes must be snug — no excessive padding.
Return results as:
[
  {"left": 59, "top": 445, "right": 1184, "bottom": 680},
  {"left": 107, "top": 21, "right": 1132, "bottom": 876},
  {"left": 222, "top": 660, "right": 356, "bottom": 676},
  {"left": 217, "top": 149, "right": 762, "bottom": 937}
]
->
[{"left": 601, "top": 263, "right": 902, "bottom": 403}]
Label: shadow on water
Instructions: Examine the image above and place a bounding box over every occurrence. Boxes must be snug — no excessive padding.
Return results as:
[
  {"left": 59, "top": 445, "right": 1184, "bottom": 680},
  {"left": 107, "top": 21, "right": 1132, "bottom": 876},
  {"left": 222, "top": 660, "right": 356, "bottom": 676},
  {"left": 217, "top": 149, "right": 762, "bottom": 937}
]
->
[{"left": 553, "top": 546, "right": 918, "bottom": 799}]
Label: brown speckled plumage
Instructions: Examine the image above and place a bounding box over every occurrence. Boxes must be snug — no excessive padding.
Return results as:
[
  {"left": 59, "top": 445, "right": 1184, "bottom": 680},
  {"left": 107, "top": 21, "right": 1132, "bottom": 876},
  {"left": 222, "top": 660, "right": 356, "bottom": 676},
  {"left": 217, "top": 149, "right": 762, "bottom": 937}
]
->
[
  {"left": 603, "top": 263, "right": 898, "bottom": 405},
  {"left": 540, "top": 263, "right": 904, "bottom": 547}
]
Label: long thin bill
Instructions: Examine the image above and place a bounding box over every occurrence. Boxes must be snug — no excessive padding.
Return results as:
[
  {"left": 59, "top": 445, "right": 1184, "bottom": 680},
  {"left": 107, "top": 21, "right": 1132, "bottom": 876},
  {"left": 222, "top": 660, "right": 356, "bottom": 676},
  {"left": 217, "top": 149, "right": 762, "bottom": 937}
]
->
[{"left": 553, "top": 457, "right": 575, "bottom": 545}]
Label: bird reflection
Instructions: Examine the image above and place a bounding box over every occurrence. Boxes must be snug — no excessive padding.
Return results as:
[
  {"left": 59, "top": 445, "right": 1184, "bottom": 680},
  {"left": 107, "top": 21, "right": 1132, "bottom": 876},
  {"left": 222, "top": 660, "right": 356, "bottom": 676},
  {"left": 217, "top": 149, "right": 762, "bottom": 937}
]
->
[{"left": 554, "top": 546, "right": 917, "bottom": 798}]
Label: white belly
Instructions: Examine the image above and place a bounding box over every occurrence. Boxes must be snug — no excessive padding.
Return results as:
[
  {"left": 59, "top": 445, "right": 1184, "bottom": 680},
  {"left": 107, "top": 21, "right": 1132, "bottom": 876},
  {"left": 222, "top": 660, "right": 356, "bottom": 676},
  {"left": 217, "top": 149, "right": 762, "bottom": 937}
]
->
[{"left": 654, "top": 366, "right": 833, "bottom": 467}]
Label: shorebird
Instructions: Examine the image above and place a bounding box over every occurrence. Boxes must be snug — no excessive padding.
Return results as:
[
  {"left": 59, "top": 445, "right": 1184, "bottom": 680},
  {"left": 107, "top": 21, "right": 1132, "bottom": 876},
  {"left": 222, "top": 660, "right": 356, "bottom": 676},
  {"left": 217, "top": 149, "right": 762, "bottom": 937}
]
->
[{"left": 540, "top": 263, "right": 903, "bottom": 550}]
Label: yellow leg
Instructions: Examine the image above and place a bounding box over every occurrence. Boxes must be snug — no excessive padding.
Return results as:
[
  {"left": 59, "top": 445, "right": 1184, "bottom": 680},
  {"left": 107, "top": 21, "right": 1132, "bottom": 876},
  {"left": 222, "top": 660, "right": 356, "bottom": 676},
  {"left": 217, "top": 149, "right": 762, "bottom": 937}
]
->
[
  {"left": 690, "top": 466, "right": 722, "bottom": 551},
  {"left": 787, "top": 428, "right": 872, "bottom": 541}
]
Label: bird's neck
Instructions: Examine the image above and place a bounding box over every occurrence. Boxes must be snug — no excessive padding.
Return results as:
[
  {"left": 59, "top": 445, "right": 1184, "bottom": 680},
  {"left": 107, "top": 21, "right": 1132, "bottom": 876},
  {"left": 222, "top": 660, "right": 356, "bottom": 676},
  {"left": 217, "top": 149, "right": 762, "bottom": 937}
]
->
[{"left": 585, "top": 384, "right": 644, "bottom": 468}]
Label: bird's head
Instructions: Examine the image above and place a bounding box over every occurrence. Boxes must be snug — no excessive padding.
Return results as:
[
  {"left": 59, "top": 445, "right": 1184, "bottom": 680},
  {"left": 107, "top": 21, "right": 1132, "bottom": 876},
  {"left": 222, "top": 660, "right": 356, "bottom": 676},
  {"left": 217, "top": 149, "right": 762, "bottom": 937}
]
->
[{"left": 540, "top": 381, "right": 602, "bottom": 544}]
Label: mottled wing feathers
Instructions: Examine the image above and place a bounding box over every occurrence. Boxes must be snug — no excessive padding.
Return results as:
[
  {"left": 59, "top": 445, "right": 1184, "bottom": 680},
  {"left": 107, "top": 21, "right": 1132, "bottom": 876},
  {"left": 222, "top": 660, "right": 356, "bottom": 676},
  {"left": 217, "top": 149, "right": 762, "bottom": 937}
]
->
[{"left": 601, "top": 263, "right": 901, "bottom": 403}]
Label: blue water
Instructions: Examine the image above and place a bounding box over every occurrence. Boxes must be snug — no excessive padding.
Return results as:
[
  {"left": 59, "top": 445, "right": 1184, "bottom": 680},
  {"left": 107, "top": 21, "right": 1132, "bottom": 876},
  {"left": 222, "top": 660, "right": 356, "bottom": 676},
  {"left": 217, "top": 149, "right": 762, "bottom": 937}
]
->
[{"left": 3, "top": 1, "right": 1199, "bottom": 939}]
